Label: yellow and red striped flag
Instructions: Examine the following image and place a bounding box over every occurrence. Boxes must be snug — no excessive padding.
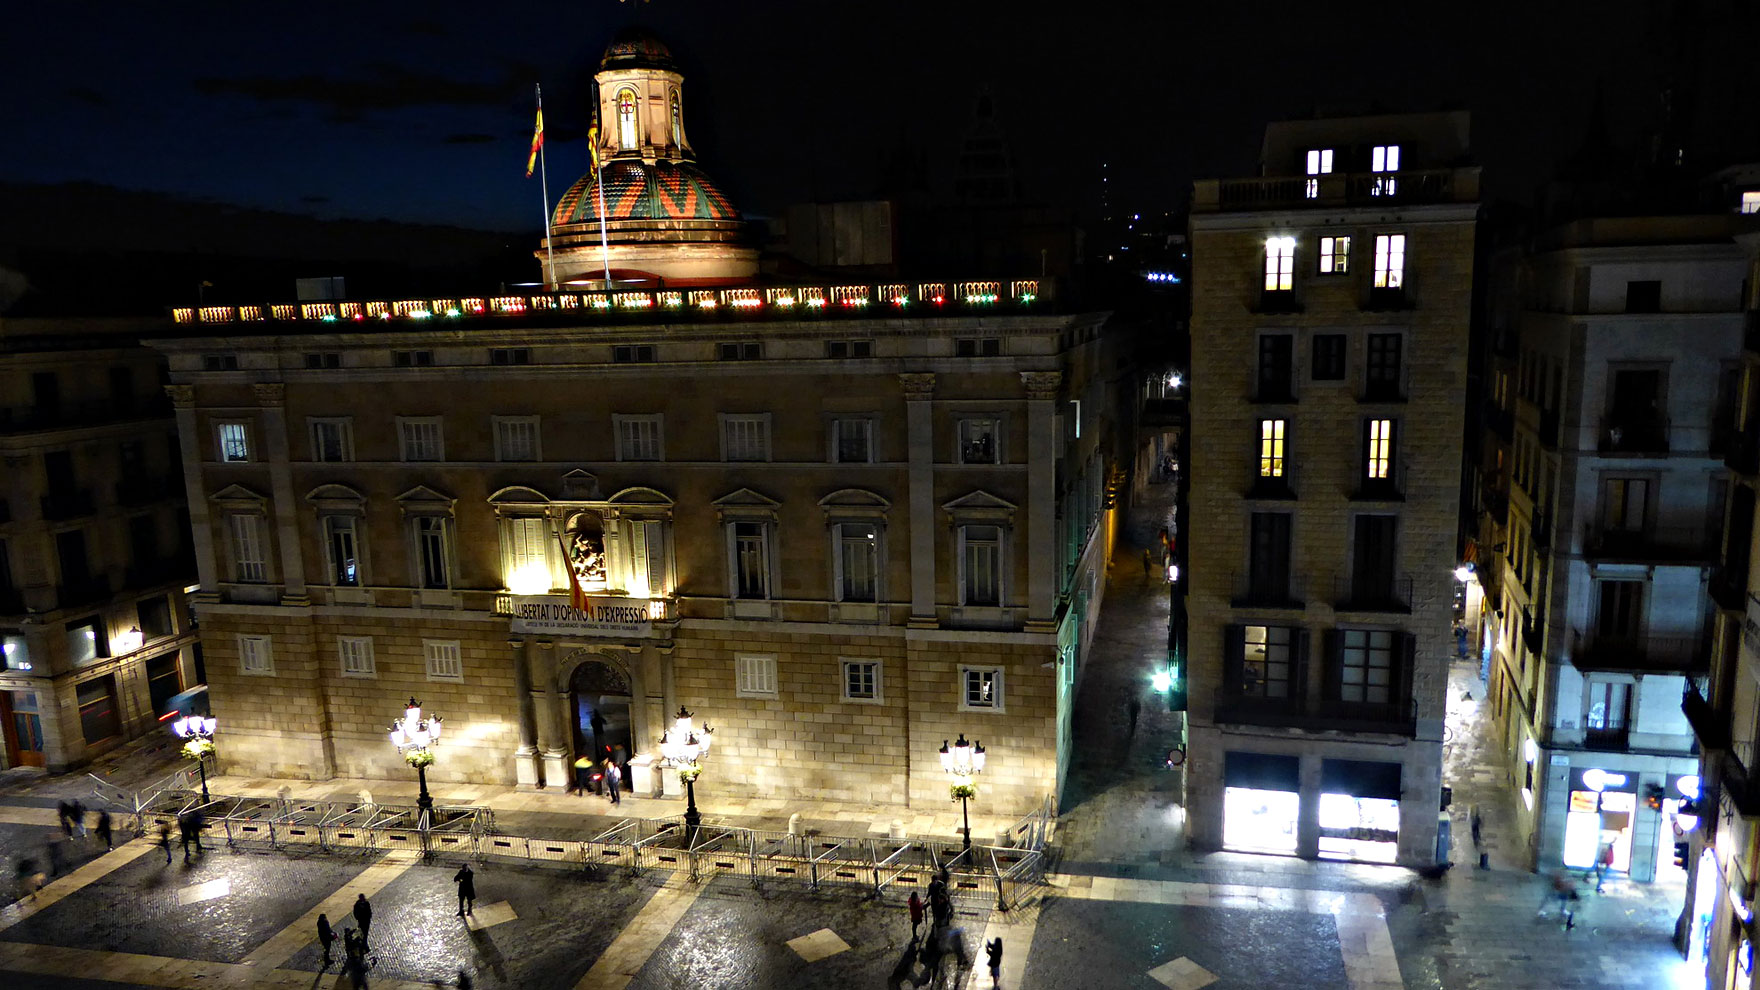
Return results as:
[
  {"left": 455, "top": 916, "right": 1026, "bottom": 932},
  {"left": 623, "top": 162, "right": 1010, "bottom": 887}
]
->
[{"left": 525, "top": 104, "right": 545, "bottom": 178}]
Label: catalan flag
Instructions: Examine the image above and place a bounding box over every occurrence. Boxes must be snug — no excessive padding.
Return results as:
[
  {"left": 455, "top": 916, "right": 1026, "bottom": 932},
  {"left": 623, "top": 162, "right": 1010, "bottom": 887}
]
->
[
  {"left": 558, "top": 533, "right": 588, "bottom": 612},
  {"left": 588, "top": 119, "right": 599, "bottom": 171},
  {"left": 525, "top": 103, "right": 545, "bottom": 178}
]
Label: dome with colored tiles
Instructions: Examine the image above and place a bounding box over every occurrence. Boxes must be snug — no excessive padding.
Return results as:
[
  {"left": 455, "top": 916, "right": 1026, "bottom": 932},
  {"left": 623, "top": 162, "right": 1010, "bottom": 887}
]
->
[
  {"left": 553, "top": 159, "right": 739, "bottom": 225},
  {"left": 601, "top": 26, "right": 675, "bottom": 71}
]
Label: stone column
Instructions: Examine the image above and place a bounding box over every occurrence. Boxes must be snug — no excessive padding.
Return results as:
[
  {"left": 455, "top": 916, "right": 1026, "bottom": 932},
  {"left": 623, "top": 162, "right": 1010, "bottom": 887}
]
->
[
  {"left": 533, "top": 640, "right": 568, "bottom": 786},
  {"left": 509, "top": 638, "right": 540, "bottom": 787},
  {"left": 165, "top": 385, "right": 218, "bottom": 598},
  {"left": 900, "top": 373, "right": 937, "bottom": 628},
  {"left": 1022, "top": 371, "right": 1062, "bottom": 627},
  {"left": 253, "top": 383, "right": 308, "bottom": 605},
  {"left": 1296, "top": 752, "right": 1323, "bottom": 860}
]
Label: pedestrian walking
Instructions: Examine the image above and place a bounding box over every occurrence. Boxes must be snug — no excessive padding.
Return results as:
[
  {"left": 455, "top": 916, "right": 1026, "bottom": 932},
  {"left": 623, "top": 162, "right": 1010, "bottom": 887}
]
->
[
  {"left": 55, "top": 801, "right": 72, "bottom": 838},
  {"left": 179, "top": 811, "right": 205, "bottom": 862},
  {"left": 1592, "top": 841, "right": 1614, "bottom": 892},
  {"left": 604, "top": 758, "right": 622, "bottom": 805},
  {"left": 69, "top": 800, "right": 86, "bottom": 837},
  {"left": 985, "top": 937, "right": 1002, "bottom": 989},
  {"left": 1545, "top": 870, "right": 1578, "bottom": 928},
  {"left": 454, "top": 863, "right": 476, "bottom": 916},
  {"left": 157, "top": 821, "right": 174, "bottom": 864},
  {"left": 912, "top": 932, "right": 944, "bottom": 988},
  {"left": 343, "top": 928, "right": 369, "bottom": 990},
  {"left": 95, "top": 810, "right": 113, "bottom": 850},
  {"left": 572, "top": 756, "right": 592, "bottom": 796},
  {"left": 1127, "top": 695, "right": 1142, "bottom": 738},
  {"left": 317, "top": 913, "right": 336, "bottom": 967},
  {"left": 908, "top": 890, "right": 924, "bottom": 936},
  {"left": 353, "top": 892, "right": 373, "bottom": 945},
  {"left": 928, "top": 877, "right": 953, "bottom": 930}
]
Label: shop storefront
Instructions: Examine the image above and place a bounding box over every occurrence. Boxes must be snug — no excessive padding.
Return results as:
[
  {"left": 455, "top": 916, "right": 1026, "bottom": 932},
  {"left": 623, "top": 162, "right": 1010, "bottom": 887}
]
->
[
  {"left": 1222, "top": 751, "right": 1300, "bottom": 855},
  {"left": 1562, "top": 767, "right": 1638, "bottom": 874},
  {"left": 1318, "top": 759, "right": 1402, "bottom": 863}
]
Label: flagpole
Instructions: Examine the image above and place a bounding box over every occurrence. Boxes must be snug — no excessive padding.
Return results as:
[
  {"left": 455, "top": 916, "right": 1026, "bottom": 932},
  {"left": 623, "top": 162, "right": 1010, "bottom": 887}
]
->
[
  {"left": 536, "top": 84, "right": 556, "bottom": 292},
  {"left": 593, "top": 129, "right": 612, "bottom": 290}
]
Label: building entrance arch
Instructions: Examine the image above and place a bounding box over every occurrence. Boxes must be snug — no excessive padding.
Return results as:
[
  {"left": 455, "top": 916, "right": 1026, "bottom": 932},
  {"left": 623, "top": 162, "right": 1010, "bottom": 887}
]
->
[{"left": 564, "top": 653, "right": 634, "bottom": 793}]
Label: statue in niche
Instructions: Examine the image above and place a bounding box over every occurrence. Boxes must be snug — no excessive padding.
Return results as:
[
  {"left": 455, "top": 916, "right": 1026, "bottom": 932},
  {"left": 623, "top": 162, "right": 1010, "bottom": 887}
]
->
[{"left": 569, "top": 529, "right": 607, "bottom": 588}]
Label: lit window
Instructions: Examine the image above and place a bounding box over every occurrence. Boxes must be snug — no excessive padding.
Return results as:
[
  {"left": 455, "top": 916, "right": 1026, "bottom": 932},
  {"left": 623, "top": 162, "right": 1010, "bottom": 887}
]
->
[
  {"left": 1373, "top": 234, "right": 1406, "bottom": 289},
  {"left": 835, "top": 522, "right": 878, "bottom": 602},
  {"left": 735, "top": 653, "right": 778, "bottom": 698},
  {"left": 1340, "top": 630, "right": 1395, "bottom": 704},
  {"left": 494, "top": 417, "right": 540, "bottom": 462},
  {"left": 239, "top": 635, "right": 273, "bottom": 675},
  {"left": 398, "top": 418, "right": 444, "bottom": 462},
  {"left": 1264, "top": 237, "right": 1295, "bottom": 292},
  {"left": 670, "top": 90, "right": 683, "bottom": 146},
  {"left": 1305, "top": 148, "right": 1333, "bottom": 198},
  {"left": 1743, "top": 191, "right": 1760, "bottom": 215},
  {"left": 1319, "top": 236, "right": 1350, "bottom": 274},
  {"left": 1366, "top": 419, "right": 1394, "bottom": 480},
  {"left": 722, "top": 415, "right": 770, "bottom": 462},
  {"left": 1258, "top": 419, "right": 1286, "bottom": 478},
  {"left": 504, "top": 516, "right": 549, "bottom": 592},
  {"left": 1371, "top": 145, "right": 1400, "bottom": 196},
  {"left": 628, "top": 519, "right": 667, "bottom": 598},
  {"left": 324, "top": 515, "right": 360, "bottom": 587},
  {"left": 338, "top": 636, "right": 375, "bottom": 678},
  {"left": 617, "top": 88, "right": 638, "bottom": 149},
  {"left": 228, "top": 514, "right": 267, "bottom": 583},
  {"left": 616, "top": 415, "right": 663, "bottom": 461},
  {"left": 961, "top": 525, "right": 1001, "bottom": 606},
  {"left": 425, "top": 640, "right": 463, "bottom": 682},
  {"left": 310, "top": 419, "right": 353, "bottom": 462},
  {"left": 842, "top": 659, "right": 881, "bottom": 702},
  {"left": 217, "top": 422, "right": 250, "bottom": 462},
  {"left": 1241, "top": 625, "right": 1293, "bottom": 698},
  {"left": 961, "top": 666, "right": 1004, "bottom": 711}
]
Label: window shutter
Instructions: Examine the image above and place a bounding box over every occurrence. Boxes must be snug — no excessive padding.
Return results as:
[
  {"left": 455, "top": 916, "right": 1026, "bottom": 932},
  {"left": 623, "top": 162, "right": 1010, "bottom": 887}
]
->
[
  {"left": 1322, "top": 629, "right": 1341, "bottom": 702},
  {"left": 1222, "top": 625, "right": 1244, "bottom": 694},
  {"left": 1295, "top": 628, "right": 1312, "bottom": 701}
]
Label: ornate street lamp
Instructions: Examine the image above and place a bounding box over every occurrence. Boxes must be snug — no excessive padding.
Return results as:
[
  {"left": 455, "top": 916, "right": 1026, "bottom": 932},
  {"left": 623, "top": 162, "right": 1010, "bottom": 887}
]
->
[
  {"left": 940, "top": 734, "right": 986, "bottom": 851},
  {"left": 171, "top": 714, "right": 217, "bottom": 804},
  {"left": 389, "top": 697, "right": 442, "bottom": 824},
  {"left": 658, "top": 706, "right": 713, "bottom": 841}
]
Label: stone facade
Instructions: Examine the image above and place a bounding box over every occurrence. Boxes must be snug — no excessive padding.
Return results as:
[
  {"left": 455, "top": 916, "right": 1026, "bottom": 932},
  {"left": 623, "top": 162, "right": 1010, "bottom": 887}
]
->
[
  {"left": 157, "top": 286, "right": 1116, "bottom": 818},
  {"left": 1183, "top": 113, "right": 1478, "bottom": 866},
  {"left": 0, "top": 317, "right": 200, "bottom": 771}
]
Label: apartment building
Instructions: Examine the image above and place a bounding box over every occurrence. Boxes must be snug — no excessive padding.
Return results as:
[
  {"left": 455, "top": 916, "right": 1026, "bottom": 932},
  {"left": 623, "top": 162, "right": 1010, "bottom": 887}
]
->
[
  {"left": 153, "top": 279, "right": 1116, "bottom": 819},
  {"left": 1184, "top": 112, "right": 1479, "bottom": 865},
  {"left": 0, "top": 318, "right": 199, "bottom": 770}
]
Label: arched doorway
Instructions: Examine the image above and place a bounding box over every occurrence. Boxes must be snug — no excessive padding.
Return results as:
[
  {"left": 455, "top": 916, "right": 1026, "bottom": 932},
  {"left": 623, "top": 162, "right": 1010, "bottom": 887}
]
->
[{"left": 569, "top": 659, "right": 632, "bottom": 792}]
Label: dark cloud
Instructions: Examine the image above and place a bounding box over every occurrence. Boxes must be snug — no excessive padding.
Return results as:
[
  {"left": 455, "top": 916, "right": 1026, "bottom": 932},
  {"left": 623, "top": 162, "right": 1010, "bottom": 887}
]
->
[
  {"left": 193, "top": 63, "right": 511, "bottom": 114},
  {"left": 68, "top": 87, "right": 108, "bottom": 107},
  {"left": 443, "top": 133, "right": 496, "bottom": 144}
]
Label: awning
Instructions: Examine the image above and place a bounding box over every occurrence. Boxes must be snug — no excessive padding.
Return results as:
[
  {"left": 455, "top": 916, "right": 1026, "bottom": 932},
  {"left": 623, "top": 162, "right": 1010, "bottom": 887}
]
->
[{"left": 1225, "top": 751, "right": 1300, "bottom": 792}]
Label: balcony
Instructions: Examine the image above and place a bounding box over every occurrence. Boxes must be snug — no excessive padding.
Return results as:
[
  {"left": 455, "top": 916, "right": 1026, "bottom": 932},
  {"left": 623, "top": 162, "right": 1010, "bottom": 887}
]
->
[
  {"left": 1599, "top": 414, "right": 1670, "bottom": 455},
  {"left": 1531, "top": 510, "right": 1553, "bottom": 549},
  {"left": 1333, "top": 574, "right": 1413, "bottom": 614},
  {"left": 1521, "top": 618, "right": 1544, "bottom": 656},
  {"left": 40, "top": 489, "right": 96, "bottom": 521},
  {"left": 56, "top": 575, "right": 112, "bottom": 609},
  {"left": 1572, "top": 630, "right": 1708, "bottom": 674},
  {"left": 1537, "top": 408, "right": 1561, "bottom": 449},
  {"left": 0, "top": 395, "right": 172, "bottom": 435},
  {"left": 1363, "top": 286, "right": 1414, "bottom": 312},
  {"left": 1684, "top": 675, "right": 1731, "bottom": 751},
  {"left": 1197, "top": 168, "right": 1476, "bottom": 212},
  {"left": 1712, "top": 562, "right": 1751, "bottom": 612},
  {"left": 1582, "top": 723, "right": 1631, "bottom": 752},
  {"left": 1230, "top": 577, "right": 1302, "bottom": 611},
  {"left": 1213, "top": 688, "right": 1417, "bottom": 736},
  {"left": 1484, "top": 489, "right": 1509, "bottom": 525},
  {"left": 117, "top": 477, "right": 176, "bottom": 508},
  {"left": 1581, "top": 524, "right": 1714, "bottom": 564}
]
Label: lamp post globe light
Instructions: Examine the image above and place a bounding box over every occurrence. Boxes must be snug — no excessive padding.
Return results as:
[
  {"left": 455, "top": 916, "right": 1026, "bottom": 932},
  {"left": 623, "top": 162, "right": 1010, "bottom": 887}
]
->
[
  {"left": 170, "top": 714, "right": 217, "bottom": 804},
  {"left": 658, "top": 705, "right": 713, "bottom": 841},
  {"left": 389, "top": 697, "right": 442, "bottom": 823},
  {"left": 940, "top": 734, "right": 986, "bottom": 851}
]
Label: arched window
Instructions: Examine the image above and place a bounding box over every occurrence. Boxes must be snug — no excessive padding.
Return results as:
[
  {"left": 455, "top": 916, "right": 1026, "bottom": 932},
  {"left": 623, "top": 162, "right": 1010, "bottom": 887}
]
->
[
  {"left": 670, "top": 91, "right": 682, "bottom": 147},
  {"left": 617, "top": 89, "right": 638, "bottom": 150}
]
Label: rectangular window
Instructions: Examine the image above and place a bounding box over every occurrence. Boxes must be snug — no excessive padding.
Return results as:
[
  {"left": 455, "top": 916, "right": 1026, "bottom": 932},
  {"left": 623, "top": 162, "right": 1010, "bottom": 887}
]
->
[
  {"left": 616, "top": 415, "right": 663, "bottom": 461},
  {"left": 304, "top": 352, "right": 341, "bottom": 369},
  {"left": 1257, "top": 335, "right": 1294, "bottom": 400},
  {"left": 425, "top": 640, "right": 464, "bottom": 682},
  {"left": 217, "top": 422, "right": 250, "bottom": 462},
  {"left": 1319, "top": 235, "right": 1350, "bottom": 274},
  {"left": 1373, "top": 234, "right": 1406, "bottom": 289},
  {"left": 1258, "top": 419, "right": 1286, "bottom": 478},
  {"left": 628, "top": 519, "right": 667, "bottom": 597},
  {"left": 229, "top": 514, "right": 267, "bottom": 583},
  {"left": 1364, "top": 333, "right": 1403, "bottom": 399},
  {"left": 1340, "top": 629, "right": 1395, "bottom": 704},
  {"left": 77, "top": 677, "right": 120, "bottom": 744},
  {"left": 826, "top": 339, "right": 874, "bottom": 359},
  {"left": 955, "top": 338, "right": 1003, "bottom": 357},
  {"left": 338, "top": 636, "right": 375, "bottom": 677},
  {"left": 1263, "top": 237, "right": 1295, "bottom": 292},
  {"left": 325, "top": 516, "right": 360, "bottom": 586},
  {"left": 1312, "top": 334, "right": 1346, "bottom": 381},
  {"left": 1365, "top": 419, "right": 1394, "bottom": 480},
  {"left": 961, "top": 525, "right": 1001, "bottom": 606},
  {"left": 137, "top": 595, "right": 174, "bottom": 639},
  {"left": 1625, "top": 280, "right": 1662, "bottom": 313},
  {"left": 1371, "top": 144, "right": 1400, "bottom": 195},
  {"left": 310, "top": 419, "right": 353, "bottom": 462},
  {"left": 723, "top": 415, "right": 771, "bottom": 462},
  {"left": 833, "top": 419, "right": 873, "bottom": 463},
  {"left": 717, "top": 342, "right": 762, "bottom": 361},
  {"left": 613, "top": 344, "right": 657, "bottom": 363},
  {"left": 1596, "top": 580, "right": 1644, "bottom": 640},
  {"left": 393, "top": 350, "right": 433, "bottom": 367},
  {"left": 1743, "top": 191, "right": 1760, "bottom": 215},
  {"left": 1602, "top": 478, "right": 1650, "bottom": 534},
  {"left": 414, "top": 516, "right": 450, "bottom": 589},
  {"left": 66, "top": 615, "right": 104, "bottom": 665},
  {"left": 202, "top": 354, "right": 239, "bottom": 372},
  {"left": 733, "top": 521, "right": 769, "bottom": 599},
  {"left": 836, "top": 522, "right": 879, "bottom": 602},
  {"left": 961, "top": 666, "right": 1004, "bottom": 711},
  {"left": 1305, "top": 148, "right": 1334, "bottom": 198},
  {"left": 1248, "top": 512, "right": 1292, "bottom": 601},
  {"left": 1, "top": 632, "right": 28, "bottom": 671},
  {"left": 1241, "top": 624, "right": 1294, "bottom": 698},
  {"left": 506, "top": 516, "right": 549, "bottom": 588},
  {"left": 239, "top": 635, "right": 274, "bottom": 675},
  {"left": 735, "top": 653, "right": 778, "bottom": 698},
  {"left": 1586, "top": 681, "right": 1631, "bottom": 730},
  {"left": 494, "top": 417, "right": 540, "bottom": 462},
  {"left": 958, "top": 418, "right": 1001, "bottom": 464},
  {"left": 1350, "top": 515, "right": 1399, "bottom": 603},
  {"left": 399, "top": 418, "right": 444, "bottom": 461},
  {"left": 489, "top": 347, "right": 531, "bottom": 365},
  {"left": 842, "top": 660, "right": 881, "bottom": 702}
]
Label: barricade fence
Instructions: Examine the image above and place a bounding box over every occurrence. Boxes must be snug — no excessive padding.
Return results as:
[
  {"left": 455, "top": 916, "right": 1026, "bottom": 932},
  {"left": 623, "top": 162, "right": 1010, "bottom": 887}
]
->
[{"left": 89, "top": 786, "right": 1054, "bottom": 910}]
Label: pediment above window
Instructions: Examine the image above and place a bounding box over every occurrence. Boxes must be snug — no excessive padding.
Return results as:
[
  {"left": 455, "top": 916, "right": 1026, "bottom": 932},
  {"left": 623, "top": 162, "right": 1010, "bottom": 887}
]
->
[
  {"left": 607, "top": 486, "right": 674, "bottom": 506},
  {"left": 819, "top": 488, "right": 891, "bottom": 521},
  {"left": 942, "top": 489, "right": 1016, "bottom": 524},
  {"left": 712, "top": 487, "right": 780, "bottom": 522},
  {"left": 305, "top": 483, "right": 367, "bottom": 513},
  {"left": 210, "top": 483, "right": 270, "bottom": 510},
  {"left": 487, "top": 485, "right": 553, "bottom": 506},
  {"left": 394, "top": 485, "right": 457, "bottom": 511},
  {"left": 560, "top": 469, "right": 601, "bottom": 501}
]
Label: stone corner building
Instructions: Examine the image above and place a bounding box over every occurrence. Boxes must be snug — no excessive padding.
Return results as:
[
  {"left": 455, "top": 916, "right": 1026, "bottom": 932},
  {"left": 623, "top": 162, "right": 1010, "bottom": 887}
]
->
[{"left": 1183, "top": 112, "right": 1479, "bottom": 865}]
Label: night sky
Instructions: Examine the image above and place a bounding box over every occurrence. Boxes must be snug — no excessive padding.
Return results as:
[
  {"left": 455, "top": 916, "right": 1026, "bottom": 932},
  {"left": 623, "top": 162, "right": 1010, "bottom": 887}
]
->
[{"left": 0, "top": 1, "right": 1734, "bottom": 237}]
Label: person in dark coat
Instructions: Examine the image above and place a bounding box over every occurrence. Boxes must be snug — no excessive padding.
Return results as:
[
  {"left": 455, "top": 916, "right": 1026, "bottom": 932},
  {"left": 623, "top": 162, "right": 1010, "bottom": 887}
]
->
[
  {"left": 985, "top": 937, "right": 1003, "bottom": 989},
  {"left": 68, "top": 800, "right": 85, "bottom": 837},
  {"left": 95, "top": 810, "right": 113, "bottom": 850},
  {"left": 157, "top": 821, "right": 174, "bottom": 864},
  {"left": 454, "top": 863, "right": 476, "bottom": 916},
  {"left": 56, "top": 802, "right": 72, "bottom": 838},
  {"left": 353, "top": 892, "right": 373, "bottom": 944},
  {"left": 316, "top": 913, "right": 336, "bottom": 966},
  {"left": 45, "top": 836, "right": 64, "bottom": 877}
]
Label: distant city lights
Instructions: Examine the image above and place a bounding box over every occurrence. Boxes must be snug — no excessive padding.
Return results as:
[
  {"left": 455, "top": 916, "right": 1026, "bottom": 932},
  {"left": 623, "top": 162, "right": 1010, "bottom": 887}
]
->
[{"left": 1143, "top": 272, "right": 1182, "bottom": 283}]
